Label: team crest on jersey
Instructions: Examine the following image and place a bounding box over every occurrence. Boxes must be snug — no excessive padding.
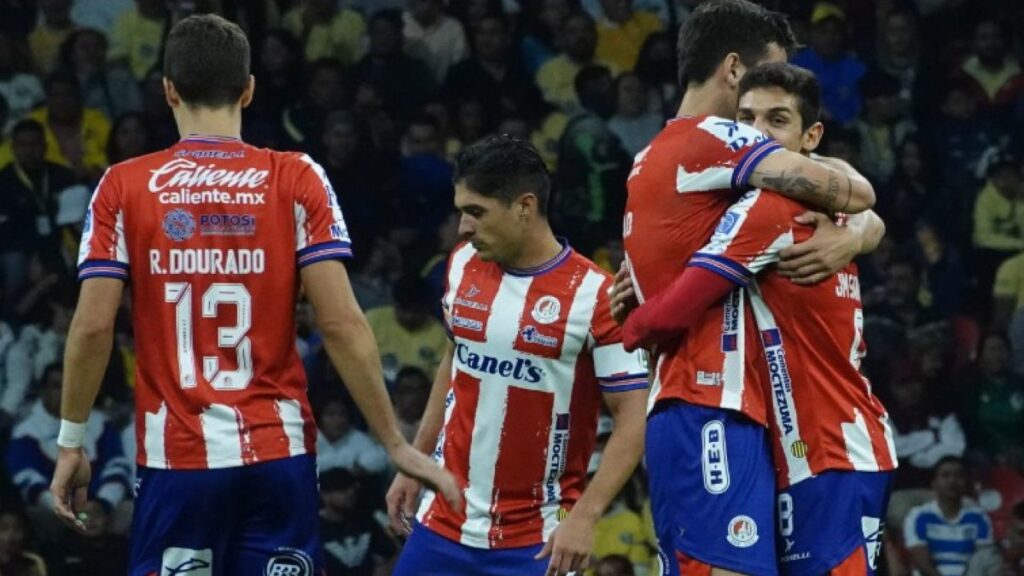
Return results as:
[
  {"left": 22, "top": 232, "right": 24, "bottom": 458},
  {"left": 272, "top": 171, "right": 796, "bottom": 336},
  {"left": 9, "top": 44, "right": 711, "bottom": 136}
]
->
[
  {"left": 162, "top": 209, "right": 196, "bottom": 242},
  {"left": 790, "top": 440, "right": 808, "bottom": 458},
  {"left": 532, "top": 296, "right": 561, "bottom": 324},
  {"left": 726, "top": 515, "right": 759, "bottom": 548},
  {"left": 717, "top": 211, "right": 739, "bottom": 235},
  {"left": 265, "top": 547, "right": 313, "bottom": 576}
]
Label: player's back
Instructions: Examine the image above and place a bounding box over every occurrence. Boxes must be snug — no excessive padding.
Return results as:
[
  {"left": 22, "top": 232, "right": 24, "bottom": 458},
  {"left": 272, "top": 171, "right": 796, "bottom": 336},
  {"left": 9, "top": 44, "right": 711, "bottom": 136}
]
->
[
  {"left": 79, "top": 136, "right": 351, "bottom": 470},
  {"left": 624, "top": 116, "right": 780, "bottom": 422}
]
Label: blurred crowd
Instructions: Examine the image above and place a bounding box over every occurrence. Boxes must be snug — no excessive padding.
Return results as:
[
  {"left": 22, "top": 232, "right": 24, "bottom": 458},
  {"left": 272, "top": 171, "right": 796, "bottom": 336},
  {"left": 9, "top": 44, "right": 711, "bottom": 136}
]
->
[{"left": 0, "top": 0, "right": 1023, "bottom": 574}]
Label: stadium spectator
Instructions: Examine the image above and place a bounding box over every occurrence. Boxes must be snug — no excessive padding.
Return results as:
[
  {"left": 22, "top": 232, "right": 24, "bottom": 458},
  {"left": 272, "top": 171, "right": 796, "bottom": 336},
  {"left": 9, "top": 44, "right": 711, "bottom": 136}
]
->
[
  {"left": 536, "top": 11, "right": 613, "bottom": 112},
  {"left": 873, "top": 6, "right": 923, "bottom": 119},
  {"left": 397, "top": 114, "right": 455, "bottom": 237},
  {"left": 608, "top": 71, "right": 662, "bottom": 156},
  {"left": 404, "top": 0, "right": 468, "bottom": 83},
  {"left": 104, "top": 112, "right": 154, "bottom": 165},
  {"left": 633, "top": 31, "right": 677, "bottom": 118},
  {"left": 973, "top": 154, "right": 1024, "bottom": 300},
  {"left": 392, "top": 367, "right": 430, "bottom": 444},
  {"left": 957, "top": 19, "right": 1024, "bottom": 117},
  {"left": 27, "top": 71, "right": 110, "bottom": 181},
  {"left": 319, "top": 468, "right": 397, "bottom": 576},
  {"left": 890, "top": 367, "right": 967, "bottom": 490},
  {"left": 852, "top": 70, "right": 916, "bottom": 183},
  {"left": 71, "top": 0, "right": 133, "bottom": 36},
  {"left": 867, "top": 257, "right": 943, "bottom": 331},
  {"left": 879, "top": 137, "right": 938, "bottom": 243},
  {"left": 914, "top": 221, "right": 967, "bottom": 319},
  {"left": 315, "top": 396, "right": 389, "bottom": 476},
  {"left": 59, "top": 28, "right": 141, "bottom": 121},
  {"left": 138, "top": 68, "right": 177, "bottom": 148},
  {"left": 281, "top": 58, "right": 348, "bottom": 151},
  {"left": 365, "top": 274, "right": 449, "bottom": 384},
  {"left": 443, "top": 12, "right": 546, "bottom": 126},
  {"left": 791, "top": 3, "right": 867, "bottom": 124},
  {"left": 6, "top": 364, "right": 131, "bottom": 515},
  {"left": 282, "top": 0, "right": 365, "bottom": 67},
  {"left": 350, "top": 10, "right": 436, "bottom": 123},
  {"left": 958, "top": 334, "right": 1024, "bottom": 461},
  {"left": 0, "top": 33, "right": 45, "bottom": 132},
  {"left": 246, "top": 28, "right": 304, "bottom": 146},
  {"left": 0, "top": 508, "right": 46, "bottom": 576},
  {"left": 348, "top": 238, "right": 403, "bottom": 313},
  {"left": 594, "top": 0, "right": 662, "bottom": 73},
  {"left": 28, "top": 0, "right": 76, "bottom": 77},
  {"left": 904, "top": 457, "right": 995, "bottom": 576},
  {"left": 520, "top": 0, "right": 571, "bottom": 74},
  {"left": 49, "top": 499, "right": 129, "bottom": 576},
  {"left": 108, "top": 0, "right": 171, "bottom": 81}
]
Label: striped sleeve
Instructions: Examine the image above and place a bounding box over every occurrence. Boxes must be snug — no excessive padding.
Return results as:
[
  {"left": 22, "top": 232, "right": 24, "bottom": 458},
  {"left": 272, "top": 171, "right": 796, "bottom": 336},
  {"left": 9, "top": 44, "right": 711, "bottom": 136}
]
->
[
  {"left": 591, "top": 276, "right": 647, "bottom": 392},
  {"left": 78, "top": 169, "right": 130, "bottom": 281},
  {"left": 688, "top": 190, "right": 796, "bottom": 285},
  {"left": 294, "top": 155, "right": 352, "bottom": 268},
  {"left": 731, "top": 138, "right": 783, "bottom": 190}
]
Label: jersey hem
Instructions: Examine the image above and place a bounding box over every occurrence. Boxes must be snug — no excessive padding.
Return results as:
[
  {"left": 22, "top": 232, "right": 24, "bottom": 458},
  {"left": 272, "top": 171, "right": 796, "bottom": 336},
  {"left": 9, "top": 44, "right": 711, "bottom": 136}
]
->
[{"left": 136, "top": 449, "right": 309, "bottom": 470}]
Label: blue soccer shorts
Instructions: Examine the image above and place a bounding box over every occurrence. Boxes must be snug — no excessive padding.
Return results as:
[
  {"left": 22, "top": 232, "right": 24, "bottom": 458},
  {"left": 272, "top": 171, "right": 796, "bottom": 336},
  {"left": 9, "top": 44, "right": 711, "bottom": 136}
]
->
[
  {"left": 392, "top": 522, "right": 549, "bottom": 576},
  {"left": 129, "top": 454, "right": 321, "bottom": 576},
  {"left": 646, "top": 401, "right": 777, "bottom": 576}
]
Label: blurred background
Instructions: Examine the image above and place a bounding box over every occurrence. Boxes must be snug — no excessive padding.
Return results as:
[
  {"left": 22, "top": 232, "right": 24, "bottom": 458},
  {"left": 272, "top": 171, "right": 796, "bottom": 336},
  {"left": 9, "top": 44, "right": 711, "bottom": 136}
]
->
[{"left": 0, "top": 0, "right": 1022, "bottom": 574}]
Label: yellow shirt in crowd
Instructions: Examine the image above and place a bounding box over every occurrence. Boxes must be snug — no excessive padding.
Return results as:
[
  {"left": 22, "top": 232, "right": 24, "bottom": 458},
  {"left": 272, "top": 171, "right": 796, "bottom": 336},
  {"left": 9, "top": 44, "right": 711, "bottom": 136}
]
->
[
  {"left": 27, "top": 107, "right": 111, "bottom": 174},
  {"left": 109, "top": 8, "right": 167, "bottom": 80},
  {"left": 365, "top": 306, "right": 449, "bottom": 382},
  {"left": 283, "top": 7, "right": 366, "bottom": 67},
  {"left": 596, "top": 11, "right": 662, "bottom": 72}
]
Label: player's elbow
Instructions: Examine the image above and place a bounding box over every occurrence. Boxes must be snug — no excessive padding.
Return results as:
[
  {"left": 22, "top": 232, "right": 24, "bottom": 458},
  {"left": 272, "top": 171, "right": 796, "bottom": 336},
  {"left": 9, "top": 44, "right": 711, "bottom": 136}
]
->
[
  {"left": 845, "top": 179, "right": 876, "bottom": 213},
  {"left": 317, "top": 307, "right": 374, "bottom": 347}
]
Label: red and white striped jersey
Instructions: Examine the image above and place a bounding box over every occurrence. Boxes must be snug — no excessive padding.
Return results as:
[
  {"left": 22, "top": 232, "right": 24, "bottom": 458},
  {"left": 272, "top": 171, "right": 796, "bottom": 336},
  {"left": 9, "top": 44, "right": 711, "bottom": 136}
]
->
[
  {"left": 694, "top": 190, "right": 898, "bottom": 488},
  {"left": 623, "top": 115, "right": 782, "bottom": 424},
  {"left": 417, "top": 242, "right": 648, "bottom": 549},
  {"left": 78, "top": 136, "right": 351, "bottom": 470}
]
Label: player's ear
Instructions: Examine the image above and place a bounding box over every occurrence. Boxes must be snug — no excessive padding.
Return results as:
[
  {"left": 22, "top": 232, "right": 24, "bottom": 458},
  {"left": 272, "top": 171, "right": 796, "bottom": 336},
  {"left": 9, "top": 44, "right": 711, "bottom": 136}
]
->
[
  {"left": 802, "top": 121, "right": 824, "bottom": 153},
  {"left": 516, "top": 193, "right": 537, "bottom": 221},
  {"left": 239, "top": 75, "right": 255, "bottom": 109},
  {"left": 722, "top": 52, "right": 743, "bottom": 90},
  {"left": 163, "top": 78, "right": 181, "bottom": 109}
]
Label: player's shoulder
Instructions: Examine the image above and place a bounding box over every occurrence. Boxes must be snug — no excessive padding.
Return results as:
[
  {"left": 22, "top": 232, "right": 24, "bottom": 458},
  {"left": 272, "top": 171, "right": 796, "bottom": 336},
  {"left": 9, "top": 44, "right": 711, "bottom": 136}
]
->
[{"left": 565, "top": 249, "right": 614, "bottom": 283}]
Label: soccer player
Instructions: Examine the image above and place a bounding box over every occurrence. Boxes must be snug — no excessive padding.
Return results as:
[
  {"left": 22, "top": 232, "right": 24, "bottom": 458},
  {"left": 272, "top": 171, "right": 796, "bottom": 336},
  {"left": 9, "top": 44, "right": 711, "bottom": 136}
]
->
[
  {"left": 620, "top": 2, "right": 878, "bottom": 574},
  {"left": 48, "top": 14, "right": 458, "bottom": 575},
  {"left": 386, "top": 135, "right": 649, "bottom": 576},
  {"left": 618, "top": 62, "right": 897, "bottom": 576}
]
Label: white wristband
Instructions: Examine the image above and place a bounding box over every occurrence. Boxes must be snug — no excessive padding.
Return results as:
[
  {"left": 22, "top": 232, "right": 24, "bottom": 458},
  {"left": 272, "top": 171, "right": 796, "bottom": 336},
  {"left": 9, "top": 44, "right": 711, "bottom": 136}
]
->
[{"left": 57, "top": 419, "right": 87, "bottom": 448}]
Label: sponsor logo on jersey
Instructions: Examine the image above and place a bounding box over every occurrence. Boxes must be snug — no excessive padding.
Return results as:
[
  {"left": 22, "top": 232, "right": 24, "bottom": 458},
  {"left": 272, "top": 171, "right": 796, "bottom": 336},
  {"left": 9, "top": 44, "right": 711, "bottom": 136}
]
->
[
  {"left": 199, "top": 213, "right": 256, "bottom": 236},
  {"left": 161, "top": 547, "right": 213, "bottom": 575},
  {"left": 174, "top": 149, "right": 245, "bottom": 160},
  {"left": 545, "top": 413, "right": 571, "bottom": 501},
  {"left": 466, "top": 284, "right": 481, "bottom": 298},
  {"left": 702, "top": 420, "right": 730, "bottom": 494},
  {"left": 699, "top": 118, "right": 768, "bottom": 152},
  {"left": 451, "top": 315, "right": 483, "bottom": 331},
  {"left": 790, "top": 440, "right": 808, "bottom": 458},
  {"left": 696, "top": 371, "right": 722, "bottom": 386},
  {"left": 264, "top": 547, "right": 313, "bottom": 576},
  {"left": 454, "top": 298, "right": 488, "bottom": 312},
  {"left": 162, "top": 209, "right": 196, "bottom": 241},
  {"left": 726, "top": 515, "right": 759, "bottom": 548},
  {"left": 720, "top": 290, "right": 741, "bottom": 352},
  {"left": 717, "top": 211, "right": 740, "bottom": 235},
  {"left": 522, "top": 325, "right": 559, "bottom": 348},
  {"left": 835, "top": 272, "right": 862, "bottom": 301},
  {"left": 557, "top": 507, "right": 570, "bottom": 521},
  {"left": 532, "top": 296, "right": 561, "bottom": 324},
  {"left": 150, "top": 159, "right": 269, "bottom": 205},
  {"left": 454, "top": 343, "right": 544, "bottom": 384},
  {"left": 82, "top": 207, "right": 92, "bottom": 234},
  {"left": 763, "top": 330, "right": 797, "bottom": 436}
]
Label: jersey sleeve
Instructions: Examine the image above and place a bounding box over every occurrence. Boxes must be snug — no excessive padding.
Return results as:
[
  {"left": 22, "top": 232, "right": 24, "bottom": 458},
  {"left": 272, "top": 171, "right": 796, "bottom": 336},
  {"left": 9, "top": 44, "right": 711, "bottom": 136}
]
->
[
  {"left": 591, "top": 277, "right": 648, "bottom": 393},
  {"left": 294, "top": 155, "right": 353, "bottom": 268},
  {"left": 902, "top": 506, "right": 926, "bottom": 548},
  {"left": 678, "top": 117, "right": 783, "bottom": 193},
  {"left": 688, "top": 190, "right": 797, "bottom": 287},
  {"left": 78, "top": 168, "right": 129, "bottom": 281}
]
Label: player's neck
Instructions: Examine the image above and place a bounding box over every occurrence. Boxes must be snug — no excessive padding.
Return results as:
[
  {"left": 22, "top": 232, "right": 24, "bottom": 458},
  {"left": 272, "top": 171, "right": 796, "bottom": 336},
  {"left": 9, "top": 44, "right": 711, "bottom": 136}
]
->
[
  {"left": 937, "top": 496, "right": 962, "bottom": 519},
  {"left": 677, "top": 82, "right": 734, "bottom": 119},
  {"left": 506, "top": 227, "right": 563, "bottom": 271},
  {"left": 173, "top": 106, "right": 243, "bottom": 142}
]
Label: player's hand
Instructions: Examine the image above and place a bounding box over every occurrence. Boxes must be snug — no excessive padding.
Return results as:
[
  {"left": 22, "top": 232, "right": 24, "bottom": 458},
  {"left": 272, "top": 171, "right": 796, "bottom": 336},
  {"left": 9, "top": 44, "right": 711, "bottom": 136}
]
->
[
  {"left": 535, "top": 510, "right": 595, "bottom": 576},
  {"left": 778, "top": 211, "right": 860, "bottom": 285},
  {"left": 389, "top": 443, "right": 463, "bottom": 515},
  {"left": 386, "top": 472, "right": 422, "bottom": 536},
  {"left": 50, "top": 446, "right": 91, "bottom": 532},
  {"left": 610, "top": 263, "right": 638, "bottom": 325}
]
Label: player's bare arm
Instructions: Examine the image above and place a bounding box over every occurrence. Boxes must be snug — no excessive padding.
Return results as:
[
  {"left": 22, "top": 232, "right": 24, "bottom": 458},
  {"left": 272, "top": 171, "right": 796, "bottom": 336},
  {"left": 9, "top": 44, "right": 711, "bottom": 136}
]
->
[
  {"left": 777, "top": 210, "right": 885, "bottom": 285},
  {"left": 386, "top": 340, "right": 455, "bottom": 535},
  {"left": 749, "top": 149, "right": 875, "bottom": 213},
  {"left": 51, "top": 277, "right": 124, "bottom": 531},
  {"left": 536, "top": 387, "right": 647, "bottom": 576},
  {"left": 301, "top": 260, "right": 461, "bottom": 510}
]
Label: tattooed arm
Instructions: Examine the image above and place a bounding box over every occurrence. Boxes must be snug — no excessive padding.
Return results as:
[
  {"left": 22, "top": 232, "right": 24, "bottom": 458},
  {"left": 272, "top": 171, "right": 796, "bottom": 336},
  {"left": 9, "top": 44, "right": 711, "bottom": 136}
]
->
[{"left": 748, "top": 149, "right": 875, "bottom": 213}]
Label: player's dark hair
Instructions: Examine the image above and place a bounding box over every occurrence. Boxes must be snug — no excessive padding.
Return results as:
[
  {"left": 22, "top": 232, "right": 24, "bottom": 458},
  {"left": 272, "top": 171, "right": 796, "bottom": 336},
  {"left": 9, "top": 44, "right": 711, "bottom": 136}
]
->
[
  {"left": 453, "top": 135, "right": 551, "bottom": 215},
  {"left": 933, "top": 455, "right": 966, "bottom": 478},
  {"left": 371, "top": 9, "right": 405, "bottom": 31},
  {"left": 677, "top": 0, "right": 797, "bottom": 88},
  {"left": 164, "top": 14, "right": 250, "bottom": 108},
  {"left": 739, "top": 62, "right": 821, "bottom": 130},
  {"left": 11, "top": 119, "right": 45, "bottom": 139}
]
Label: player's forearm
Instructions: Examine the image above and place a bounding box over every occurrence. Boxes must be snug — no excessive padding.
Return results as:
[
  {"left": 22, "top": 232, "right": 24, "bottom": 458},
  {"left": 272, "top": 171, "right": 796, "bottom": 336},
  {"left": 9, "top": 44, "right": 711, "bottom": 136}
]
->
[
  {"left": 61, "top": 315, "right": 114, "bottom": 423},
  {"left": 623, "top": 266, "right": 736, "bottom": 351},
  {"left": 320, "top": 318, "right": 405, "bottom": 451},
  {"left": 571, "top": 391, "right": 646, "bottom": 522},
  {"left": 411, "top": 343, "right": 454, "bottom": 455},
  {"left": 846, "top": 210, "right": 886, "bottom": 255},
  {"left": 750, "top": 150, "right": 875, "bottom": 213}
]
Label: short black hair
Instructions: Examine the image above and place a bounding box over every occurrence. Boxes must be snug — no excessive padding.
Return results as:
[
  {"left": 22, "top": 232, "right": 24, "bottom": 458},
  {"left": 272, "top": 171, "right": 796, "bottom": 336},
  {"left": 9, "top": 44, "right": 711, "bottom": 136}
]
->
[
  {"left": 11, "top": 119, "right": 45, "bottom": 139},
  {"left": 739, "top": 62, "right": 821, "bottom": 129},
  {"left": 453, "top": 134, "right": 551, "bottom": 215},
  {"left": 677, "top": 0, "right": 797, "bottom": 87},
  {"left": 164, "top": 14, "right": 250, "bottom": 108},
  {"left": 934, "top": 455, "right": 965, "bottom": 478}
]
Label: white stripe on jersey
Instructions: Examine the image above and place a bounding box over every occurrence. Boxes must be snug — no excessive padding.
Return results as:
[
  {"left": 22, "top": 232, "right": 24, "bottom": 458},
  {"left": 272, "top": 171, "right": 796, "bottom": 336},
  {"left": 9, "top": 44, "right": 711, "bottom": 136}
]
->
[
  {"left": 294, "top": 202, "right": 309, "bottom": 251},
  {"left": 748, "top": 286, "right": 812, "bottom": 484},
  {"left": 648, "top": 355, "right": 664, "bottom": 414},
  {"left": 842, "top": 408, "right": 880, "bottom": 472},
  {"left": 461, "top": 275, "right": 530, "bottom": 547},
  {"left": 443, "top": 244, "right": 476, "bottom": 315},
  {"left": 276, "top": 399, "right": 307, "bottom": 457},
  {"left": 114, "top": 209, "right": 129, "bottom": 263},
  {"left": 675, "top": 165, "right": 736, "bottom": 194},
  {"left": 720, "top": 287, "right": 747, "bottom": 412},
  {"left": 539, "top": 268, "right": 605, "bottom": 539},
  {"left": 200, "top": 404, "right": 243, "bottom": 467},
  {"left": 143, "top": 402, "right": 167, "bottom": 467},
  {"left": 881, "top": 414, "right": 898, "bottom": 465}
]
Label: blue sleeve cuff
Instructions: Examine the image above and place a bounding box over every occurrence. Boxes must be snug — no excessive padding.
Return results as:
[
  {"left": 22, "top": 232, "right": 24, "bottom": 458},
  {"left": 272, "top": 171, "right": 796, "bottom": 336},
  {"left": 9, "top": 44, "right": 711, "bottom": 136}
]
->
[
  {"left": 78, "top": 260, "right": 129, "bottom": 281},
  {"left": 688, "top": 253, "right": 751, "bottom": 287},
  {"left": 732, "top": 139, "right": 783, "bottom": 190},
  {"left": 297, "top": 241, "right": 353, "bottom": 268}
]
